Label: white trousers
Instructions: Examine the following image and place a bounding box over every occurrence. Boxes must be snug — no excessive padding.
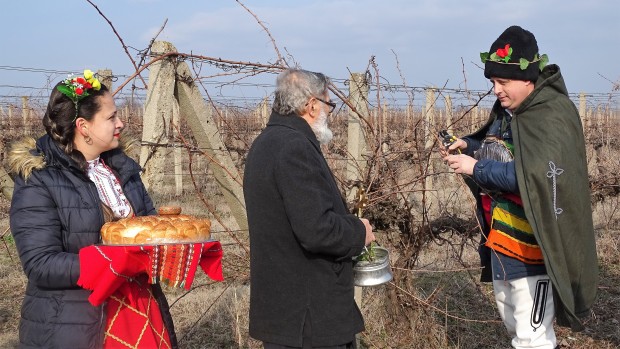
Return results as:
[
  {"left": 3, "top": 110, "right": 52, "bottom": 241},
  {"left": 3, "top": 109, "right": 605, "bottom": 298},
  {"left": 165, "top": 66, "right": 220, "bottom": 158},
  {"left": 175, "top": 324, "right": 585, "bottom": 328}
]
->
[{"left": 493, "top": 275, "right": 557, "bottom": 349}]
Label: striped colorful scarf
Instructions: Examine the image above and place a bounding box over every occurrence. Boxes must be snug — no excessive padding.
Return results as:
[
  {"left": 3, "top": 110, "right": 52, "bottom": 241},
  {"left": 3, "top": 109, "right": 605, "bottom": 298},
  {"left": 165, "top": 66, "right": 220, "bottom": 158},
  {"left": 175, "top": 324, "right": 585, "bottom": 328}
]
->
[{"left": 484, "top": 193, "right": 544, "bottom": 264}]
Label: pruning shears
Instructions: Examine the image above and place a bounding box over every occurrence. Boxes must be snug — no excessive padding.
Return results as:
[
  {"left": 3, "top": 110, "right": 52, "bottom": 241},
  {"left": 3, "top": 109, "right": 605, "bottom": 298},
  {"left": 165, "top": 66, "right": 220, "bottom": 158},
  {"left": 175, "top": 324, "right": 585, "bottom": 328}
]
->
[{"left": 439, "top": 130, "right": 461, "bottom": 154}]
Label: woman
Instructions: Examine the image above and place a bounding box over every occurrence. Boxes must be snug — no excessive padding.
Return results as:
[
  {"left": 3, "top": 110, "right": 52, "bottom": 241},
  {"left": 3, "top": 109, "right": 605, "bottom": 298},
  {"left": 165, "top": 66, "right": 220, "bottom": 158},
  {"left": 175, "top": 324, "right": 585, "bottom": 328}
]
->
[{"left": 8, "top": 70, "right": 177, "bottom": 348}]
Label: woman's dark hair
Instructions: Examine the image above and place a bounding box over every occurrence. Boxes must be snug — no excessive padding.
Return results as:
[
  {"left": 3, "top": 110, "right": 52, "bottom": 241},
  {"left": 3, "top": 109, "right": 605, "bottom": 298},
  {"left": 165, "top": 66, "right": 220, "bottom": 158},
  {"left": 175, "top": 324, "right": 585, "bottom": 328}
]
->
[{"left": 42, "top": 81, "right": 110, "bottom": 172}]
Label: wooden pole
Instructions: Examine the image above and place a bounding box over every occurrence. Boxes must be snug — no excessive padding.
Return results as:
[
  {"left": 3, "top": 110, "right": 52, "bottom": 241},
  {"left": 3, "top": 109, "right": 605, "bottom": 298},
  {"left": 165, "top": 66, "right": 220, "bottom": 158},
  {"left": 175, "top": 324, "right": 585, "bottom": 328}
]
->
[
  {"left": 586, "top": 107, "right": 592, "bottom": 138},
  {"left": 175, "top": 59, "right": 248, "bottom": 232},
  {"left": 21, "top": 96, "right": 29, "bottom": 136},
  {"left": 424, "top": 88, "right": 437, "bottom": 213},
  {"left": 172, "top": 100, "right": 183, "bottom": 196},
  {"left": 605, "top": 104, "right": 611, "bottom": 152},
  {"left": 346, "top": 73, "right": 369, "bottom": 199},
  {"left": 424, "top": 88, "right": 436, "bottom": 151},
  {"left": 261, "top": 96, "right": 269, "bottom": 128},
  {"left": 346, "top": 74, "right": 370, "bottom": 346},
  {"left": 217, "top": 105, "right": 223, "bottom": 130},
  {"left": 225, "top": 107, "right": 229, "bottom": 134},
  {"left": 372, "top": 108, "right": 378, "bottom": 133},
  {"left": 579, "top": 92, "right": 587, "bottom": 130},
  {"left": 382, "top": 103, "right": 388, "bottom": 143},
  {"left": 97, "top": 69, "right": 114, "bottom": 91},
  {"left": 8, "top": 105, "right": 14, "bottom": 134},
  {"left": 139, "top": 41, "right": 177, "bottom": 193},
  {"left": 445, "top": 95, "right": 453, "bottom": 134},
  {"left": 0, "top": 105, "right": 5, "bottom": 133},
  {"left": 0, "top": 101, "right": 14, "bottom": 199},
  {"left": 124, "top": 105, "right": 130, "bottom": 127},
  {"left": 470, "top": 106, "right": 478, "bottom": 133},
  {"left": 406, "top": 102, "right": 413, "bottom": 134}
]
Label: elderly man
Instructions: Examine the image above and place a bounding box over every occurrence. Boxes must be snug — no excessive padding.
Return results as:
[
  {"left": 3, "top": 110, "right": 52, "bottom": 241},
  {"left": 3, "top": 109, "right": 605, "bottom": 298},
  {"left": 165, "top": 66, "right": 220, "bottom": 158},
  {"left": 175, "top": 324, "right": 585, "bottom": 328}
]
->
[
  {"left": 244, "top": 69, "right": 375, "bottom": 348},
  {"left": 442, "top": 26, "right": 598, "bottom": 348}
]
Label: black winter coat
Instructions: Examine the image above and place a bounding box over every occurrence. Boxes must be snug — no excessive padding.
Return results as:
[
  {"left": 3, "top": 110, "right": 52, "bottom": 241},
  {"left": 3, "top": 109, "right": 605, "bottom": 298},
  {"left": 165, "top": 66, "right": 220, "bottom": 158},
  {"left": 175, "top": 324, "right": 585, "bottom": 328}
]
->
[
  {"left": 243, "top": 113, "right": 366, "bottom": 347},
  {"left": 8, "top": 135, "right": 177, "bottom": 349}
]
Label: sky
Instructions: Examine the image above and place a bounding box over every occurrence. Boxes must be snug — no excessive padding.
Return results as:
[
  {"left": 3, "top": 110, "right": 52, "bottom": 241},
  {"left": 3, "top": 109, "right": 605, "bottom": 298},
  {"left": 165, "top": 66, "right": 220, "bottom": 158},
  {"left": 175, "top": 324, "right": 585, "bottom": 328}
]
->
[{"left": 1, "top": 0, "right": 619, "bottom": 109}]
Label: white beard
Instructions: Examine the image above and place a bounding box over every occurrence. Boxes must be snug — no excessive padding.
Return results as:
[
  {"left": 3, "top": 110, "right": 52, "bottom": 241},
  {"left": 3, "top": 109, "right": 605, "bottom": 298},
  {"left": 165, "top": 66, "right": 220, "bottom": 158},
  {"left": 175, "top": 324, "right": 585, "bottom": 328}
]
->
[{"left": 311, "top": 110, "right": 333, "bottom": 145}]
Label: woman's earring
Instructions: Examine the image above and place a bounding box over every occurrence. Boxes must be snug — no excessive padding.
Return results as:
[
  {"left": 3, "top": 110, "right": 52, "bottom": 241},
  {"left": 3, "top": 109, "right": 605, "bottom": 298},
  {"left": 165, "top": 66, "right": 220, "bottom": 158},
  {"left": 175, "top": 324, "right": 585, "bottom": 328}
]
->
[{"left": 84, "top": 135, "right": 93, "bottom": 145}]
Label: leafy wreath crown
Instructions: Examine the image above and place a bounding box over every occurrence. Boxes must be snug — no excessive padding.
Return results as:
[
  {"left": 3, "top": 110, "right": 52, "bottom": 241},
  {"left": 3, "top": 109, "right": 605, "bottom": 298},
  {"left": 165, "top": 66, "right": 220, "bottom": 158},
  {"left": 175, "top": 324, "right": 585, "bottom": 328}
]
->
[
  {"left": 57, "top": 69, "right": 102, "bottom": 122},
  {"left": 480, "top": 44, "right": 549, "bottom": 71}
]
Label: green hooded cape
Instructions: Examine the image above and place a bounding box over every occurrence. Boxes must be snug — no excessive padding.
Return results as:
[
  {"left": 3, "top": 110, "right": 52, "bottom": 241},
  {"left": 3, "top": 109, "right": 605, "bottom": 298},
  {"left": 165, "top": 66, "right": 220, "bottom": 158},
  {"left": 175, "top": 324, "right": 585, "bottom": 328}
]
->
[{"left": 476, "top": 65, "right": 598, "bottom": 331}]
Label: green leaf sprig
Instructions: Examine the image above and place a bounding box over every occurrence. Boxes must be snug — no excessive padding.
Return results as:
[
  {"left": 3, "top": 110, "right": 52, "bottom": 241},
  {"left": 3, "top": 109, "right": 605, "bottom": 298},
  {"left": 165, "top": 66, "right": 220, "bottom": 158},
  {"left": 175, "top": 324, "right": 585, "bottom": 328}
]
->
[
  {"left": 356, "top": 242, "right": 378, "bottom": 262},
  {"left": 480, "top": 45, "right": 549, "bottom": 72}
]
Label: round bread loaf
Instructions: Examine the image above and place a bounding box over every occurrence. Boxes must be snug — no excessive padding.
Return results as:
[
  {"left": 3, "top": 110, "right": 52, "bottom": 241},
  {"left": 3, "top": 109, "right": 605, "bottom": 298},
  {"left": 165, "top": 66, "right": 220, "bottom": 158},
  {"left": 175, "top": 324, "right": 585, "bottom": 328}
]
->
[
  {"left": 158, "top": 206, "right": 183, "bottom": 215},
  {"left": 101, "top": 214, "right": 211, "bottom": 245}
]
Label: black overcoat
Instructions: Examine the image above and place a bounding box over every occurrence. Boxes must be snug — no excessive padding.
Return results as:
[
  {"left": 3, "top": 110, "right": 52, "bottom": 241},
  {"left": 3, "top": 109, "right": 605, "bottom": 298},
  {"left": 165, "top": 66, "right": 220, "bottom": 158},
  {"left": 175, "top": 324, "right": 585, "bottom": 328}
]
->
[
  {"left": 9, "top": 135, "right": 177, "bottom": 348},
  {"left": 244, "top": 113, "right": 366, "bottom": 347}
]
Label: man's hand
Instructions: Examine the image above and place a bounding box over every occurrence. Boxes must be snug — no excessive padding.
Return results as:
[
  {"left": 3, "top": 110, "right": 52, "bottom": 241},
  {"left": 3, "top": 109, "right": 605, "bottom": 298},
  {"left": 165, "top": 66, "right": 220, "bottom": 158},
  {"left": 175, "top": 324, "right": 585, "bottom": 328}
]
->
[
  {"left": 439, "top": 138, "right": 468, "bottom": 157},
  {"left": 444, "top": 154, "right": 477, "bottom": 175},
  {"left": 360, "top": 218, "right": 376, "bottom": 246}
]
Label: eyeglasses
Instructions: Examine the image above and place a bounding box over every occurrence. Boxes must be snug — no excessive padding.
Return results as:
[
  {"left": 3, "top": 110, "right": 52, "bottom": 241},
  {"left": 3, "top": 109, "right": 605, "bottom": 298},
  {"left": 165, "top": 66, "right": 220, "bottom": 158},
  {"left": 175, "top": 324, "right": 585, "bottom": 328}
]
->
[{"left": 314, "top": 96, "right": 337, "bottom": 114}]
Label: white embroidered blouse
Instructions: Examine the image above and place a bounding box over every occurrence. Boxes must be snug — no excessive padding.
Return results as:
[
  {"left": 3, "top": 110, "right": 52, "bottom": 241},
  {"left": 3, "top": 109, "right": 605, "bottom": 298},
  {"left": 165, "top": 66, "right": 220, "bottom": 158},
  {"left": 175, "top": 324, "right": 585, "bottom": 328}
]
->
[{"left": 87, "top": 157, "right": 132, "bottom": 219}]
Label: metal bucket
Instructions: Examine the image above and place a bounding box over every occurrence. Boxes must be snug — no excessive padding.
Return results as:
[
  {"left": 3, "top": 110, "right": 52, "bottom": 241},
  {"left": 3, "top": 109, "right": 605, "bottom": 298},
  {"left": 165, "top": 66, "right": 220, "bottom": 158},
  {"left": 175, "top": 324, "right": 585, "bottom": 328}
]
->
[{"left": 353, "top": 246, "right": 393, "bottom": 287}]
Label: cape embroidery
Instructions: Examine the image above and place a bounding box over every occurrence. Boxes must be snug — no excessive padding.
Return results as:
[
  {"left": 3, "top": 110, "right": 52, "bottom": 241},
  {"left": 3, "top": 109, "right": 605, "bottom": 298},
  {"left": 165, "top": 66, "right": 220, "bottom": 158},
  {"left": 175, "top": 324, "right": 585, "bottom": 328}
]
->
[{"left": 546, "top": 161, "right": 564, "bottom": 219}]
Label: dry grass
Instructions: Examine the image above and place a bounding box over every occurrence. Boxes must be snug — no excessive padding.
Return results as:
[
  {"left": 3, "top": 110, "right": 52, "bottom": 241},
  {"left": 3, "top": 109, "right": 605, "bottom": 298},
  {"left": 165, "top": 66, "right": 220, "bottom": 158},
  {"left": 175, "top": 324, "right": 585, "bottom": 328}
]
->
[
  {"left": 3, "top": 219, "right": 619, "bottom": 348},
  {"left": 0, "top": 216, "right": 24, "bottom": 349}
]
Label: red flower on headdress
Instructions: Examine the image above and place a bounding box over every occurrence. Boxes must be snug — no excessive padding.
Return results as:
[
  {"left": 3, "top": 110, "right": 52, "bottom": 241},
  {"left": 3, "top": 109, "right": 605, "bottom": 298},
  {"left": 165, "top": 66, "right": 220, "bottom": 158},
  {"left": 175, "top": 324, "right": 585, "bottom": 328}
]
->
[
  {"left": 496, "top": 44, "right": 511, "bottom": 58},
  {"left": 75, "top": 88, "right": 84, "bottom": 95},
  {"left": 84, "top": 82, "right": 92, "bottom": 89},
  {"left": 76, "top": 77, "right": 86, "bottom": 85}
]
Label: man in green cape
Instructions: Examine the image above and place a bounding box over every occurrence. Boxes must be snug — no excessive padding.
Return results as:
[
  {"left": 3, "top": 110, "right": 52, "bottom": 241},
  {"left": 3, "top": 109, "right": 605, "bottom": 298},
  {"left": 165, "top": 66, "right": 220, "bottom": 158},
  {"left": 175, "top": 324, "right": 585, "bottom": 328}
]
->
[{"left": 442, "top": 25, "right": 598, "bottom": 349}]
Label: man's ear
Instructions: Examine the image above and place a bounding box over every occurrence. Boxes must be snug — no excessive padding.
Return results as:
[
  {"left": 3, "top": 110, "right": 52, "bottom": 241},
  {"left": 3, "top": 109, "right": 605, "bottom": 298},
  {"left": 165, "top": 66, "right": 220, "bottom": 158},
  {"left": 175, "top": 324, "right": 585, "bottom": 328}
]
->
[
  {"left": 299, "top": 98, "right": 313, "bottom": 118},
  {"left": 299, "top": 99, "right": 317, "bottom": 126},
  {"left": 307, "top": 98, "right": 318, "bottom": 119}
]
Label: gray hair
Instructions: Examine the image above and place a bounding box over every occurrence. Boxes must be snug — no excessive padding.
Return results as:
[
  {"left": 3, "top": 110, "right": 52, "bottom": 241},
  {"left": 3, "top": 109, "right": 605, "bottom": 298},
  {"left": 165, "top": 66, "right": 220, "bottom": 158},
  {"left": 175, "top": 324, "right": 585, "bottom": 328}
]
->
[{"left": 272, "top": 69, "right": 329, "bottom": 115}]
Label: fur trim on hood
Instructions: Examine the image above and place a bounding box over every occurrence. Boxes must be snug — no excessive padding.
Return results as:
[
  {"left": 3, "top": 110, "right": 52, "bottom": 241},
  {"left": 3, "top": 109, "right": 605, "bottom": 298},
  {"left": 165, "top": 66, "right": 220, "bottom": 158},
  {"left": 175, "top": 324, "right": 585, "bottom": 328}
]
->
[
  {"left": 8, "top": 134, "right": 138, "bottom": 181},
  {"left": 7, "top": 137, "right": 45, "bottom": 181}
]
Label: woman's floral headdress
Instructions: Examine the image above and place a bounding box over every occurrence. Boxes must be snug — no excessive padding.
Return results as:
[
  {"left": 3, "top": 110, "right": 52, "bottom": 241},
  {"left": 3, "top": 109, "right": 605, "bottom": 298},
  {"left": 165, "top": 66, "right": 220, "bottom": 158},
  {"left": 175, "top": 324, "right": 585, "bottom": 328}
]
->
[
  {"left": 480, "top": 44, "right": 549, "bottom": 71},
  {"left": 57, "top": 69, "right": 102, "bottom": 122}
]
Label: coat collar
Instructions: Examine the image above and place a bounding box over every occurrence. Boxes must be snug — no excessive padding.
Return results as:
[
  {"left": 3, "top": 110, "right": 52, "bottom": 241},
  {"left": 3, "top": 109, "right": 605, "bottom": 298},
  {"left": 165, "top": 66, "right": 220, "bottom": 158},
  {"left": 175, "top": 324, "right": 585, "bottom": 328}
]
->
[
  {"left": 100, "top": 147, "right": 142, "bottom": 184},
  {"left": 514, "top": 64, "right": 566, "bottom": 115},
  {"left": 36, "top": 134, "right": 82, "bottom": 173},
  {"left": 266, "top": 112, "right": 321, "bottom": 149}
]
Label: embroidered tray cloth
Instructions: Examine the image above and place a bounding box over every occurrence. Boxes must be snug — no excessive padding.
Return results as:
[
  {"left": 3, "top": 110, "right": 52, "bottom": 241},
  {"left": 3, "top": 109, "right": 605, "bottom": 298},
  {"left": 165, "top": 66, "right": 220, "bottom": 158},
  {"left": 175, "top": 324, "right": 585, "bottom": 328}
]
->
[{"left": 77, "top": 241, "right": 223, "bottom": 348}]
